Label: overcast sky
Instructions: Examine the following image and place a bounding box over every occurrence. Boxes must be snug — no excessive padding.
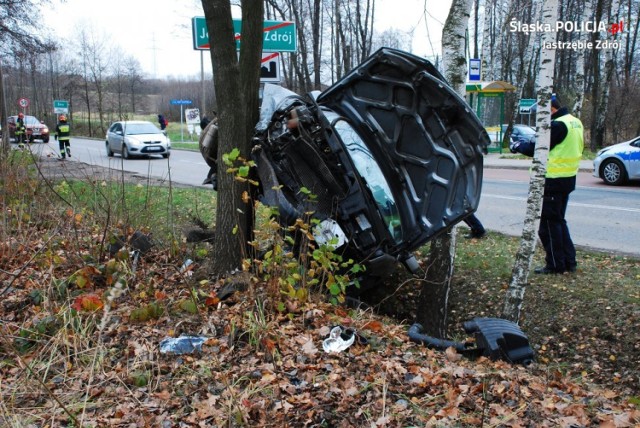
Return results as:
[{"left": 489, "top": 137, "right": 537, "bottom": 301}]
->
[{"left": 41, "top": 0, "right": 451, "bottom": 79}]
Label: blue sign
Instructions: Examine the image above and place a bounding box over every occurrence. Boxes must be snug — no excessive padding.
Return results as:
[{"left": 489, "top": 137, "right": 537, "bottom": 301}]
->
[
  {"left": 170, "top": 99, "right": 192, "bottom": 105},
  {"left": 469, "top": 58, "right": 481, "bottom": 82}
]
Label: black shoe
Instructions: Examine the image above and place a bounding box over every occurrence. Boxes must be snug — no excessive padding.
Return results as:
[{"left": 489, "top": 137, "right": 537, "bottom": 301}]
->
[
  {"left": 567, "top": 265, "right": 577, "bottom": 273},
  {"left": 534, "top": 266, "right": 564, "bottom": 275},
  {"left": 465, "top": 230, "right": 486, "bottom": 239}
]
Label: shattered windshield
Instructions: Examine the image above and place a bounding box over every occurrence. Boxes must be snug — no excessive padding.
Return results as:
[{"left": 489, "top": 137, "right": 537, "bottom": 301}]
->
[{"left": 329, "top": 116, "right": 402, "bottom": 243}]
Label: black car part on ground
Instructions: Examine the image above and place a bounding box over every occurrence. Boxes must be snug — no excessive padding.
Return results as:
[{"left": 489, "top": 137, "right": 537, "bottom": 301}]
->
[
  {"left": 408, "top": 318, "right": 535, "bottom": 365},
  {"left": 252, "top": 48, "right": 489, "bottom": 280}
]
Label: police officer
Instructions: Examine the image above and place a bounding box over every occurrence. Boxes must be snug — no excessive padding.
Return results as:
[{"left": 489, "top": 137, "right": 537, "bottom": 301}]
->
[
  {"left": 55, "top": 114, "right": 71, "bottom": 159},
  {"left": 510, "top": 96, "right": 584, "bottom": 274},
  {"left": 16, "top": 112, "right": 26, "bottom": 149}
]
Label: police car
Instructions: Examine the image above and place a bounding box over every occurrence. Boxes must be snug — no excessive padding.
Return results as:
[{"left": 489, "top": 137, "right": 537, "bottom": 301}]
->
[{"left": 593, "top": 136, "right": 640, "bottom": 185}]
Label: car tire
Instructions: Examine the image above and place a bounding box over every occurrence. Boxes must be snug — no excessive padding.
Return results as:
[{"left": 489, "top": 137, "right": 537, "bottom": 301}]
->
[
  {"left": 42, "top": 137, "right": 49, "bottom": 143},
  {"left": 122, "top": 145, "right": 130, "bottom": 159},
  {"left": 106, "top": 142, "right": 114, "bottom": 157},
  {"left": 601, "top": 158, "right": 627, "bottom": 185},
  {"left": 162, "top": 152, "right": 170, "bottom": 159}
]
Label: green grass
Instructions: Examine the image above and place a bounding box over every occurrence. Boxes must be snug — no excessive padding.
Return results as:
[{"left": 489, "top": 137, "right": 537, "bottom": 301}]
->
[
  {"left": 171, "top": 142, "right": 199, "bottom": 151},
  {"left": 52, "top": 179, "right": 217, "bottom": 242}
]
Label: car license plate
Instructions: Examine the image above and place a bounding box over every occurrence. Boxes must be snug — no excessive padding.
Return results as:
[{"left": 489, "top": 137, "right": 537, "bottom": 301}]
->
[
  {"left": 33, "top": 131, "right": 40, "bottom": 136},
  {"left": 147, "top": 147, "right": 160, "bottom": 151}
]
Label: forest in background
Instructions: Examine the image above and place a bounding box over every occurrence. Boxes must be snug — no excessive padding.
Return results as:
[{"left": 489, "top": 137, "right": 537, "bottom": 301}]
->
[{"left": 1, "top": 0, "right": 639, "bottom": 147}]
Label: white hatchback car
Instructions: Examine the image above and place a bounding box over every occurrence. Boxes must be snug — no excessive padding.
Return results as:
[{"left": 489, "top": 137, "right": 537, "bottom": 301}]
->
[
  {"left": 105, "top": 121, "right": 170, "bottom": 159},
  {"left": 593, "top": 136, "right": 640, "bottom": 185}
]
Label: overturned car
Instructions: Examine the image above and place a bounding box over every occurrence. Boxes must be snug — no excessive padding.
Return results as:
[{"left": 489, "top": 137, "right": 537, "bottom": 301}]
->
[
  {"left": 201, "top": 48, "right": 489, "bottom": 279},
  {"left": 201, "top": 49, "right": 534, "bottom": 364}
]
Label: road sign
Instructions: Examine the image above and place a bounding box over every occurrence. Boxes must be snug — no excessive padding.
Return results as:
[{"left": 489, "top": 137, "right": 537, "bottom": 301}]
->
[
  {"left": 260, "top": 52, "right": 281, "bottom": 83},
  {"left": 170, "top": 99, "right": 192, "bottom": 105},
  {"left": 18, "top": 97, "right": 30, "bottom": 108},
  {"left": 519, "top": 99, "right": 537, "bottom": 114},
  {"left": 53, "top": 100, "right": 69, "bottom": 114},
  {"left": 192, "top": 17, "right": 297, "bottom": 52},
  {"left": 469, "top": 59, "right": 481, "bottom": 81}
]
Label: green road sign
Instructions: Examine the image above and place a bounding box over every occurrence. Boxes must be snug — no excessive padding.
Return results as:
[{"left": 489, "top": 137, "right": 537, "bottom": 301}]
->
[
  {"left": 53, "top": 100, "right": 69, "bottom": 114},
  {"left": 519, "top": 98, "right": 536, "bottom": 114},
  {"left": 192, "top": 17, "right": 297, "bottom": 52}
]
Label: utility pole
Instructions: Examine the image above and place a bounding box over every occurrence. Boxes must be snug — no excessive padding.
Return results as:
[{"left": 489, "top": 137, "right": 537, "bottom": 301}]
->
[{"left": 201, "top": 51, "right": 206, "bottom": 117}]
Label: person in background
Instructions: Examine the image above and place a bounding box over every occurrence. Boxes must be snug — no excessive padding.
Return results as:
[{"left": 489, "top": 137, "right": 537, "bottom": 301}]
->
[
  {"left": 463, "top": 213, "right": 486, "bottom": 239},
  {"left": 55, "top": 114, "right": 71, "bottom": 159},
  {"left": 158, "top": 114, "right": 168, "bottom": 131},
  {"left": 16, "top": 112, "right": 26, "bottom": 149},
  {"left": 510, "top": 95, "right": 584, "bottom": 274}
]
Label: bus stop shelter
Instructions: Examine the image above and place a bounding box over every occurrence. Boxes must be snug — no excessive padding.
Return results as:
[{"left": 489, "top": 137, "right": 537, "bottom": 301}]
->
[{"left": 466, "top": 81, "right": 517, "bottom": 153}]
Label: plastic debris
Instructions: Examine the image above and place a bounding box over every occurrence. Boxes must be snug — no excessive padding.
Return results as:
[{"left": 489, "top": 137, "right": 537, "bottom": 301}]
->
[
  {"left": 159, "top": 335, "right": 207, "bottom": 355},
  {"left": 181, "top": 259, "right": 193, "bottom": 270},
  {"left": 322, "top": 326, "right": 356, "bottom": 353}
]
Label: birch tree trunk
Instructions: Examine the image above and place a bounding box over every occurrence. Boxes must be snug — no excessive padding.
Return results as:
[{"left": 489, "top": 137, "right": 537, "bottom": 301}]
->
[
  {"left": 502, "top": 0, "right": 559, "bottom": 323},
  {"left": 592, "top": 0, "right": 620, "bottom": 149},
  {"left": 415, "top": 0, "right": 472, "bottom": 338},
  {"left": 480, "top": 0, "right": 494, "bottom": 80},
  {"left": 572, "top": 0, "right": 591, "bottom": 118}
]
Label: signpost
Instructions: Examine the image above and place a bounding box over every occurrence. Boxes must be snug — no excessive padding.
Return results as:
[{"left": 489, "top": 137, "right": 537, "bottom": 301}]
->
[
  {"left": 519, "top": 99, "right": 537, "bottom": 114},
  {"left": 18, "top": 97, "right": 30, "bottom": 112},
  {"left": 469, "top": 59, "right": 481, "bottom": 81},
  {"left": 53, "top": 100, "right": 69, "bottom": 114},
  {"left": 192, "top": 17, "right": 297, "bottom": 52},
  {"left": 260, "top": 52, "right": 281, "bottom": 82},
  {"left": 170, "top": 99, "right": 193, "bottom": 142}
]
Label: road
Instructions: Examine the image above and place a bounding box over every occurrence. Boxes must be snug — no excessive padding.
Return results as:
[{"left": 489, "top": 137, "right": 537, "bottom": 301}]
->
[
  {"left": 26, "top": 138, "right": 640, "bottom": 256},
  {"left": 31, "top": 137, "right": 211, "bottom": 187}
]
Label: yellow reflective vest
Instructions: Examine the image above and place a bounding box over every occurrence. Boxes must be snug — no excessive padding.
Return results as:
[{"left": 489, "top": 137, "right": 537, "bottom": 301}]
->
[{"left": 547, "top": 114, "right": 584, "bottom": 178}]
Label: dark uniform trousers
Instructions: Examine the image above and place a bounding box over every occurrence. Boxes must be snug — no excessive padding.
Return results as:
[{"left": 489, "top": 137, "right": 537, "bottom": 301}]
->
[{"left": 539, "top": 176, "right": 577, "bottom": 272}]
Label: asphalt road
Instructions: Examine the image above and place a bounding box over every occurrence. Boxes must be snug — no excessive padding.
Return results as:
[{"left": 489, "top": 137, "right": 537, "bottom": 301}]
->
[{"left": 24, "top": 138, "right": 640, "bottom": 256}]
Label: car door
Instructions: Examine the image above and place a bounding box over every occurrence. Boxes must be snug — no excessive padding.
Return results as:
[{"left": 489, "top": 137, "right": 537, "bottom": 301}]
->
[
  {"left": 627, "top": 138, "right": 640, "bottom": 179},
  {"left": 108, "top": 123, "right": 124, "bottom": 152}
]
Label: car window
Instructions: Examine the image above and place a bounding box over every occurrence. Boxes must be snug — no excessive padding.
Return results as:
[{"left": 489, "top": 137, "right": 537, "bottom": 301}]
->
[
  {"left": 125, "top": 123, "right": 161, "bottom": 135},
  {"left": 109, "top": 123, "right": 122, "bottom": 133},
  {"left": 25, "top": 116, "right": 40, "bottom": 125},
  {"left": 517, "top": 126, "right": 536, "bottom": 136},
  {"left": 332, "top": 118, "right": 402, "bottom": 243}
]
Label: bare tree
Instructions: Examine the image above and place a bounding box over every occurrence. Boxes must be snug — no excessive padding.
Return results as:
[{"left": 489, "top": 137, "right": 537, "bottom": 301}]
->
[
  {"left": 572, "top": 0, "right": 592, "bottom": 118},
  {"left": 414, "top": 0, "right": 472, "bottom": 338},
  {"left": 201, "top": 0, "right": 264, "bottom": 275},
  {"left": 0, "top": 0, "right": 54, "bottom": 151},
  {"left": 502, "top": 0, "right": 559, "bottom": 323},
  {"left": 592, "top": 0, "right": 621, "bottom": 151}
]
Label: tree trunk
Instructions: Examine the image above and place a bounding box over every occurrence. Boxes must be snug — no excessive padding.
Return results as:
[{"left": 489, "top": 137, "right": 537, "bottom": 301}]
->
[
  {"left": 202, "top": 0, "right": 264, "bottom": 276},
  {"left": 415, "top": 0, "right": 472, "bottom": 337},
  {"left": 572, "top": 0, "right": 591, "bottom": 118},
  {"left": 502, "top": 0, "right": 559, "bottom": 323},
  {"left": 592, "top": 0, "right": 620, "bottom": 149}
]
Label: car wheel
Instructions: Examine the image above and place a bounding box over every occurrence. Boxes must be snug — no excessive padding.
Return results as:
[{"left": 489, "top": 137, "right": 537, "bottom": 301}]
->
[
  {"left": 162, "top": 152, "right": 170, "bottom": 159},
  {"left": 601, "top": 158, "right": 627, "bottom": 185},
  {"left": 122, "top": 145, "right": 130, "bottom": 159},
  {"left": 106, "top": 142, "right": 114, "bottom": 157},
  {"left": 42, "top": 137, "right": 49, "bottom": 143}
]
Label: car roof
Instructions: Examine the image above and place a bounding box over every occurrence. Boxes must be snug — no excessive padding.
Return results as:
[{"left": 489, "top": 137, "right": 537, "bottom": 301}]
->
[{"left": 114, "top": 120, "right": 154, "bottom": 125}]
